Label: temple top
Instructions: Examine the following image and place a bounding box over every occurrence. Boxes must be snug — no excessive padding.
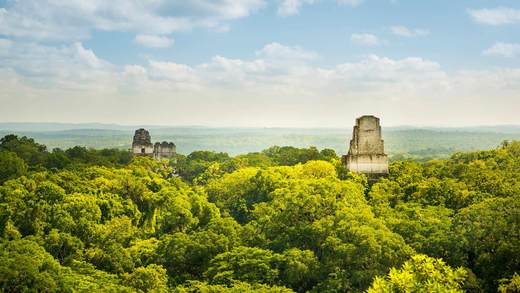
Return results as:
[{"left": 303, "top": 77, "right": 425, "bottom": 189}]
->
[
  {"left": 348, "top": 115, "right": 385, "bottom": 156},
  {"left": 132, "top": 128, "right": 153, "bottom": 147},
  {"left": 343, "top": 115, "right": 388, "bottom": 176}
]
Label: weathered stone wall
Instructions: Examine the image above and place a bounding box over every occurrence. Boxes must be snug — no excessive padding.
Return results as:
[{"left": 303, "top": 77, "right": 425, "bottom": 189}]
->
[
  {"left": 343, "top": 115, "right": 388, "bottom": 175},
  {"left": 344, "top": 154, "right": 388, "bottom": 174},
  {"left": 132, "top": 129, "right": 176, "bottom": 160},
  {"left": 132, "top": 145, "right": 154, "bottom": 156},
  {"left": 154, "top": 142, "right": 176, "bottom": 160}
]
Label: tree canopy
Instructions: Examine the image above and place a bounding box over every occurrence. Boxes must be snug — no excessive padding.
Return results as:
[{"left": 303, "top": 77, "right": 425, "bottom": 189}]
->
[{"left": 0, "top": 135, "right": 518, "bottom": 292}]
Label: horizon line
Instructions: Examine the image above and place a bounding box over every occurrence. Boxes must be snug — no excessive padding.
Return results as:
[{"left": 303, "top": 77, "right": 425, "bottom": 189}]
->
[{"left": 1, "top": 121, "right": 520, "bottom": 129}]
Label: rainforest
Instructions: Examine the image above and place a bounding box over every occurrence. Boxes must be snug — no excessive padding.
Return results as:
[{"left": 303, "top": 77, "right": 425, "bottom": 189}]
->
[{"left": 0, "top": 134, "right": 518, "bottom": 292}]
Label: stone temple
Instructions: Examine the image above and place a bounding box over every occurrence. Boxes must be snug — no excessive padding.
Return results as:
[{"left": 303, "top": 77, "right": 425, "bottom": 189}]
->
[
  {"left": 132, "top": 128, "right": 176, "bottom": 161},
  {"left": 342, "top": 115, "right": 388, "bottom": 175}
]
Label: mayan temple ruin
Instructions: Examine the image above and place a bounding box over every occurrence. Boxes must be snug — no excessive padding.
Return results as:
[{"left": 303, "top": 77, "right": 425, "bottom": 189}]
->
[
  {"left": 343, "top": 115, "right": 389, "bottom": 176},
  {"left": 132, "top": 128, "right": 176, "bottom": 161}
]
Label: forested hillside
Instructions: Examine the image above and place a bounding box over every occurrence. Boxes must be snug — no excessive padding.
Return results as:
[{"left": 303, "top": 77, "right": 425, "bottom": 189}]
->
[{"left": 0, "top": 134, "right": 518, "bottom": 292}]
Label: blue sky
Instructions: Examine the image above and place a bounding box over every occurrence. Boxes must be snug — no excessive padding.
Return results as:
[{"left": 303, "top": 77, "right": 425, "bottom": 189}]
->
[
  {"left": 79, "top": 0, "right": 520, "bottom": 69},
  {"left": 0, "top": 0, "right": 519, "bottom": 127}
]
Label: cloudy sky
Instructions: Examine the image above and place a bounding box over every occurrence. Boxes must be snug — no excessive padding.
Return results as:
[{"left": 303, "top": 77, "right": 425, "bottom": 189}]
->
[{"left": 0, "top": 0, "right": 519, "bottom": 127}]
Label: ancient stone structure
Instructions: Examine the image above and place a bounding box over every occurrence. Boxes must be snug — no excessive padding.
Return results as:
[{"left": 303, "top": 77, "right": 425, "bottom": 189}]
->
[
  {"left": 342, "top": 115, "right": 388, "bottom": 175},
  {"left": 132, "top": 128, "right": 154, "bottom": 156},
  {"left": 132, "top": 128, "right": 176, "bottom": 160},
  {"left": 153, "top": 141, "right": 176, "bottom": 160}
]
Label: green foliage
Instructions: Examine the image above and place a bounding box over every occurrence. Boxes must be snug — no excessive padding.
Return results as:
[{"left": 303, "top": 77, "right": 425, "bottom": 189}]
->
[
  {"left": 0, "top": 151, "right": 27, "bottom": 183},
  {"left": 454, "top": 195, "right": 520, "bottom": 291},
  {"left": 378, "top": 203, "right": 464, "bottom": 265},
  {"left": 367, "top": 254, "right": 468, "bottom": 293},
  {"left": 205, "top": 246, "right": 283, "bottom": 285},
  {"left": 0, "top": 134, "right": 132, "bottom": 170},
  {"left": 0, "top": 239, "right": 64, "bottom": 292},
  {"left": 0, "top": 134, "right": 47, "bottom": 166},
  {"left": 0, "top": 135, "right": 518, "bottom": 292},
  {"left": 157, "top": 230, "right": 233, "bottom": 282},
  {"left": 205, "top": 167, "right": 270, "bottom": 223},
  {"left": 175, "top": 151, "right": 233, "bottom": 183},
  {"left": 498, "top": 273, "right": 520, "bottom": 293},
  {"left": 234, "top": 152, "right": 274, "bottom": 168},
  {"left": 280, "top": 248, "right": 319, "bottom": 292},
  {"left": 122, "top": 264, "right": 169, "bottom": 292},
  {"left": 203, "top": 246, "right": 318, "bottom": 291},
  {"left": 43, "top": 229, "right": 84, "bottom": 264},
  {"left": 61, "top": 260, "right": 133, "bottom": 291},
  {"left": 174, "top": 281, "right": 295, "bottom": 292},
  {"left": 262, "top": 146, "right": 335, "bottom": 166}
]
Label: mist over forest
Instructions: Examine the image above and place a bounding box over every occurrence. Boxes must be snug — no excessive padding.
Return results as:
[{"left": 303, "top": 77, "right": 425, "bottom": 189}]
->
[{"left": 2, "top": 123, "right": 520, "bottom": 160}]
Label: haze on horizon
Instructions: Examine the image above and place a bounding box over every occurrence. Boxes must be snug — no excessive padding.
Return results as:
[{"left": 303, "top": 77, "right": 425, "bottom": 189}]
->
[{"left": 0, "top": 0, "right": 519, "bottom": 128}]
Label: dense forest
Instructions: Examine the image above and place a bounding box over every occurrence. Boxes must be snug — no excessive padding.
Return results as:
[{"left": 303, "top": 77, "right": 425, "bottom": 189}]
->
[{"left": 0, "top": 134, "right": 518, "bottom": 292}]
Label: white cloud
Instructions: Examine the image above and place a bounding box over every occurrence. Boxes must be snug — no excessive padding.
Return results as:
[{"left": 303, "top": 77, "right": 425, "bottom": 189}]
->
[
  {"left": 203, "top": 55, "right": 267, "bottom": 73},
  {"left": 0, "top": 41, "right": 519, "bottom": 126},
  {"left": 0, "top": 41, "right": 113, "bottom": 84},
  {"left": 278, "top": 0, "right": 312, "bottom": 16},
  {"left": 277, "top": 0, "right": 362, "bottom": 16},
  {"left": 0, "top": 0, "right": 265, "bottom": 41},
  {"left": 483, "top": 42, "right": 520, "bottom": 58},
  {"left": 256, "top": 42, "right": 318, "bottom": 61},
  {"left": 123, "top": 65, "right": 147, "bottom": 76},
  {"left": 350, "top": 33, "right": 380, "bottom": 46},
  {"left": 73, "top": 42, "right": 109, "bottom": 69},
  {"left": 469, "top": 7, "right": 520, "bottom": 25},
  {"left": 148, "top": 60, "right": 199, "bottom": 83},
  {"left": 134, "top": 34, "right": 174, "bottom": 48},
  {"left": 390, "top": 25, "right": 429, "bottom": 37}
]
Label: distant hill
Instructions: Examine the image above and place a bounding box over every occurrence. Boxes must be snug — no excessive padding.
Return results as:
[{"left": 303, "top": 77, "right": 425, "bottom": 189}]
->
[{"left": 1, "top": 123, "right": 519, "bottom": 158}]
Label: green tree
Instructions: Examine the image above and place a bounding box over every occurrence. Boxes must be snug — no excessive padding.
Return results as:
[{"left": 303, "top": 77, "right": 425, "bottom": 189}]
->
[
  {"left": 0, "top": 135, "right": 48, "bottom": 166},
  {"left": 61, "top": 260, "right": 134, "bottom": 291},
  {"left": 0, "top": 151, "right": 27, "bottom": 184},
  {"left": 262, "top": 146, "right": 322, "bottom": 166},
  {"left": 233, "top": 152, "right": 274, "bottom": 168},
  {"left": 280, "top": 248, "right": 319, "bottom": 292},
  {"left": 205, "top": 167, "right": 266, "bottom": 223},
  {"left": 250, "top": 176, "right": 412, "bottom": 290},
  {"left": 319, "top": 149, "right": 338, "bottom": 161},
  {"left": 454, "top": 195, "right": 520, "bottom": 291},
  {"left": 174, "top": 281, "right": 295, "bottom": 292},
  {"left": 46, "top": 148, "right": 72, "bottom": 169},
  {"left": 123, "top": 264, "right": 169, "bottom": 292},
  {"left": 204, "top": 246, "right": 283, "bottom": 285},
  {"left": 176, "top": 151, "right": 231, "bottom": 182},
  {"left": 367, "top": 254, "right": 468, "bottom": 293},
  {"left": 498, "top": 273, "right": 520, "bottom": 293},
  {"left": 85, "top": 217, "right": 138, "bottom": 274},
  {"left": 379, "top": 203, "right": 464, "bottom": 266},
  {"left": 0, "top": 239, "right": 64, "bottom": 292},
  {"left": 157, "top": 231, "right": 232, "bottom": 282},
  {"left": 43, "top": 229, "right": 84, "bottom": 264}
]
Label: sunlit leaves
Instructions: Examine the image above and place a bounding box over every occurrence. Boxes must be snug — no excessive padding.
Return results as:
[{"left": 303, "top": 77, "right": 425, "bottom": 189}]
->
[{"left": 367, "top": 254, "right": 467, "bottom": 293}]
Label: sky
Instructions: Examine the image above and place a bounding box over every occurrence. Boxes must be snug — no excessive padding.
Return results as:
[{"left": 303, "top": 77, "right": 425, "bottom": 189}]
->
[{"left": 0, "top": 0, "right": 519, "bottom": 127}]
